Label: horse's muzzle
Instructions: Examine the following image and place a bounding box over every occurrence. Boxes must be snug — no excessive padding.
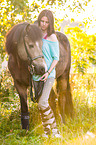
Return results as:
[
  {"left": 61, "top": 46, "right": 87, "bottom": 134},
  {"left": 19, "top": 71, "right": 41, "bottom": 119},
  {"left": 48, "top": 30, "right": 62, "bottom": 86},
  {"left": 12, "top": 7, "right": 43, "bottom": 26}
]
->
[{"left": 34, "top": 65, "right": 45, "bottom": 75}]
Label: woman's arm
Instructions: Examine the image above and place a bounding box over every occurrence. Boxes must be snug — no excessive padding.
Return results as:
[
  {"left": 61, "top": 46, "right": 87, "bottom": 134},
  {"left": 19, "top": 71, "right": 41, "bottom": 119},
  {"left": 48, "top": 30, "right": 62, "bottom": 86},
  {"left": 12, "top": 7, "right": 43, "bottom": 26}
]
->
[
  {"left": 40, "top": 33, "right": 59, "bottom": 82},
  {"left": 40, "top": 59, "right": 58, "bottom": 82},
  {"left": 47, "top": 59, "right": 58, "bottom": 74}
]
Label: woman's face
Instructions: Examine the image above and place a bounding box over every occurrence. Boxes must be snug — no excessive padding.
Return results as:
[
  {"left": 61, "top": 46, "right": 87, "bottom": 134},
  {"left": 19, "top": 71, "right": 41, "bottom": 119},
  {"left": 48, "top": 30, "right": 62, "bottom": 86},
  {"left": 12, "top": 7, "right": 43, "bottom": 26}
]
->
[{"left": 40, "top": 16, "right": 49, "bottom": 33}]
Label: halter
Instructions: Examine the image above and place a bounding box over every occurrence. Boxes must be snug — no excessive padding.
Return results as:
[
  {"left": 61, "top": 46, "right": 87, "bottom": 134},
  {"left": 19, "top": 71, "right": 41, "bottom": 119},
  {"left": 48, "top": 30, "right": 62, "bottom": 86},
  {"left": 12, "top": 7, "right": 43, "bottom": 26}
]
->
[
  {"left": 23, "top": 24, "right": 44, "bottom": 74},
  {"left": 23, "top": 24, "right": 44, "bottom": 102}
]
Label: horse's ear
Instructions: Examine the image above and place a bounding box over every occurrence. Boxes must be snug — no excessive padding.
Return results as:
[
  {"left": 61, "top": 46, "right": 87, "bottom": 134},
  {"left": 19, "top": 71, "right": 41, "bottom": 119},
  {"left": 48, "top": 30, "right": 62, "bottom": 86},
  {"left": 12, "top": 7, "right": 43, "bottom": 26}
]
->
[{"left": 24, "top": 24, "right": 30, "bottom": 36}]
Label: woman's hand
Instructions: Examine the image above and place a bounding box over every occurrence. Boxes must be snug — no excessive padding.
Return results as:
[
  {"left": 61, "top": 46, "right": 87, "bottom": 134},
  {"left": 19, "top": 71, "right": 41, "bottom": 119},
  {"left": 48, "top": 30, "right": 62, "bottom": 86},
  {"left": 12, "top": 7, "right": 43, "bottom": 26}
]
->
[
  {"left": 40, "top": 60, "right": 58, "bottom": 82},
  {"left": 40, "top": 72, "right": 49, "bottom": 82}
]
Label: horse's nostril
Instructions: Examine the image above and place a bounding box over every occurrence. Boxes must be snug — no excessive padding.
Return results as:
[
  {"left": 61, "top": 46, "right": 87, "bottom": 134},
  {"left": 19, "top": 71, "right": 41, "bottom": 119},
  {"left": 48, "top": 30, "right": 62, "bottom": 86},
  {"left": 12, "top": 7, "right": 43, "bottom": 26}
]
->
[{"left": 40, "top": 67, "right": 45, "bottom": 74}]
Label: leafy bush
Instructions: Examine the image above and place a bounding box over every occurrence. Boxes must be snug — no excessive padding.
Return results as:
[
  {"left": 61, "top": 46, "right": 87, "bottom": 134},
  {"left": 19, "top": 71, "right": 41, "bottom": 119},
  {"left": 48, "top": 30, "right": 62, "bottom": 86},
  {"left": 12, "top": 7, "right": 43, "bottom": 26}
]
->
[{"left": 65, "top": 27, "right": 96, "bottom": 73}]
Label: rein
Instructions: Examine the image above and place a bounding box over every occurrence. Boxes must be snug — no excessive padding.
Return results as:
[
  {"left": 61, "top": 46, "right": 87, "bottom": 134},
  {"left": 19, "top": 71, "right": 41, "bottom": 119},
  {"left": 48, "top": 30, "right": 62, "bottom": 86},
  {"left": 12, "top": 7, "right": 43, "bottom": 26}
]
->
[{"left": 23, "top": 24, "right": 44, "bottom": 102}]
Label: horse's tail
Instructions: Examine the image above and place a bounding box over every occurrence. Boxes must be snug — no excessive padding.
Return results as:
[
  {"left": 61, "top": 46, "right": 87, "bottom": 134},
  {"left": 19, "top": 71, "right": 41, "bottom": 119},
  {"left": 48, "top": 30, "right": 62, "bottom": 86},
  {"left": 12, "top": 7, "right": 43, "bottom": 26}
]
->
[{"left": 65, "top": 74, "right": 74, "bottom": 118}]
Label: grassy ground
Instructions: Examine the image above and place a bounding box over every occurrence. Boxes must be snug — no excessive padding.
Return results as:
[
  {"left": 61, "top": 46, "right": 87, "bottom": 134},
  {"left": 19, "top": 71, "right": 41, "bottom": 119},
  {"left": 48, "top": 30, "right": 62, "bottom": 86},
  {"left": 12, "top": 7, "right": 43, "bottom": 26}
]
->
[{"left": 0, "top": 73, "right": 96, "bottom": 145}]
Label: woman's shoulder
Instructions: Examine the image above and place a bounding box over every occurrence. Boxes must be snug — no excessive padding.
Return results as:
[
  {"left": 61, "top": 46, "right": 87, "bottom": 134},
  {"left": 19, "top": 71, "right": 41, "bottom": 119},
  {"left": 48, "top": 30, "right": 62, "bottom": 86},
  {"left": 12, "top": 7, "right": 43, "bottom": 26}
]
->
[{"left": 47, "top": 33, "right": 58, "bottom": 42}]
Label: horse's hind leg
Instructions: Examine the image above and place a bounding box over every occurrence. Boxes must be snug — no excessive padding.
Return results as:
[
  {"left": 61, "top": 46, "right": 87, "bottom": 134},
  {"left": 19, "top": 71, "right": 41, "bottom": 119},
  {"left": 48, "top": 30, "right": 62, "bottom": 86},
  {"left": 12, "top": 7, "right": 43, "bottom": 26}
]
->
[
  {"left": 49, "top": 88, "right": 57, "bottom": 120},
  {"left": 65, "top": 80, "right": 73, "bottom": 118},
  {"left": 49, "top": 83, "right": 62, "bottom": 124},
  {"left": 14, "top": 81, "right": 29, "bottom": 130},
  {"left": 57, "top": 77, "right": 68, "bottom": 124},
  {"left": 57, "top": 76, "right": 73, "bottom": 124}
]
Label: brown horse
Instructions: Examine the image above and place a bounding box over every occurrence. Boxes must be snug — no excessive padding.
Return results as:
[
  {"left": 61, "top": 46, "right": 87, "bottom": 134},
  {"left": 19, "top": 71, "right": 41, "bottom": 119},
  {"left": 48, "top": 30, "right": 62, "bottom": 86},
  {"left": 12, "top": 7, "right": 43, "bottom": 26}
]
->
[
  {"left": 5, "top": 22, "right": 73, "bottom": 130},
  {"left": 50, "top": 31, "right": 73, "bottom": 123}
]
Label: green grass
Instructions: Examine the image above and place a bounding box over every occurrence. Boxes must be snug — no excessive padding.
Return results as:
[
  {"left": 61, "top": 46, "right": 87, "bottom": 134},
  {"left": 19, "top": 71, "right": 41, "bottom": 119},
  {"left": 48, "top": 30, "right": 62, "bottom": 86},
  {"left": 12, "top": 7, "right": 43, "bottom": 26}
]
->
[{"left": 0, "top": 73, "right": 96, "bottom": 145}]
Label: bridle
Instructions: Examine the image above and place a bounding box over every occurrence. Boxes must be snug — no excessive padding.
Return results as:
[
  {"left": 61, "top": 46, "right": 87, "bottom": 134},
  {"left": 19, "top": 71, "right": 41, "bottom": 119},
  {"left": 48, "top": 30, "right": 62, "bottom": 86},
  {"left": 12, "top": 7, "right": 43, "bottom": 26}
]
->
[
  {"left": 23, "top": 24, "right": 44, "bottom": 102},
  {"left": 23, "top": 24, "right": 44, "bottom": 75}
]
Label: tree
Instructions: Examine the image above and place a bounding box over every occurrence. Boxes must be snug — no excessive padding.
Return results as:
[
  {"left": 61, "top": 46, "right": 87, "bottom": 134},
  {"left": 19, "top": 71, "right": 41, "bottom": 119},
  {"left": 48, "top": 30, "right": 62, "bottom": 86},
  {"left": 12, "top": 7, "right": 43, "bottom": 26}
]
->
[
  {"left": 0, "top": 0, "right": 32, "bottom": 60},
  {"left": 65, "top": 26, "right": 96, "bottom": 73},
  {"left": 0, "top": 0, "right": 94, "bottom": 71}
]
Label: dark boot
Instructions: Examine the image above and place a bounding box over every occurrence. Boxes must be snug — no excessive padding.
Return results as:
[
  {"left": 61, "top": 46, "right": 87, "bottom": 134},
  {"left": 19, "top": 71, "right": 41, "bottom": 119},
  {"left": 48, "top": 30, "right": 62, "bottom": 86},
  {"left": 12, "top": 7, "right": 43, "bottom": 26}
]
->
[{"left": 21, "top": 112, "right": 29, "bottom": 130}]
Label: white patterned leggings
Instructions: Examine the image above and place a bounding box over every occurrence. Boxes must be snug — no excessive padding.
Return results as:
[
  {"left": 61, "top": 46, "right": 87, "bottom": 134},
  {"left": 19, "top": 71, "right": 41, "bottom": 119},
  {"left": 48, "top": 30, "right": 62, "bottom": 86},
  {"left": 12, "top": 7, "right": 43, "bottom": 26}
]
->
[
  {"left": 38, "top": 77, "right": 55, "bottom": 109},
  {"left": 38, "top": 78, "right": 59, "bottom": 135}
]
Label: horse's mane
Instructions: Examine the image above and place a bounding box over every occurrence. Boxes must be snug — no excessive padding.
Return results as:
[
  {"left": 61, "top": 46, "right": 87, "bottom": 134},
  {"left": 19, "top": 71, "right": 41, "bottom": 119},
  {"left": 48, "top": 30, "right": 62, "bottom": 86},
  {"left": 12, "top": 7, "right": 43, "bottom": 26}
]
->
[
  {"left": 56, "top": 31, "right": 70, "bottom": 49},
  {"left": 5, "top": 22, "right": 42, "bottom": 54}
]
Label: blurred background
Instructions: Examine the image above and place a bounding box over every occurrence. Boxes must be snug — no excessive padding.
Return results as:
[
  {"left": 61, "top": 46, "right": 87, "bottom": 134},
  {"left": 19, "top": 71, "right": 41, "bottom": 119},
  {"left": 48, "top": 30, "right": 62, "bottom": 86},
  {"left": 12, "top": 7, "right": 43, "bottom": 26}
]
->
[{"left": 0, "top": 0, "right": 96, "bottom": 144}]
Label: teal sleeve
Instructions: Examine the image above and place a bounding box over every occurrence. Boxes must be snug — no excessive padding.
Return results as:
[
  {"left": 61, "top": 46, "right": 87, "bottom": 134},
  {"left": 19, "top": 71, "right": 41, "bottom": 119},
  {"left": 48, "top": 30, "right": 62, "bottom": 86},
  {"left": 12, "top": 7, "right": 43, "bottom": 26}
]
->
[{"left": 49, "top": 41, "right": 59, "bottom": 61}]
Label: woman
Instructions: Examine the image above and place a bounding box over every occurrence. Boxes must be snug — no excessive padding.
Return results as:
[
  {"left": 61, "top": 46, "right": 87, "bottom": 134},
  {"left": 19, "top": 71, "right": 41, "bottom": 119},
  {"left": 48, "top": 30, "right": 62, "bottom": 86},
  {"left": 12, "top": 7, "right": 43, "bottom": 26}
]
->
[{"left": 33, "top": 9, "right": 60, "bottom": 138}]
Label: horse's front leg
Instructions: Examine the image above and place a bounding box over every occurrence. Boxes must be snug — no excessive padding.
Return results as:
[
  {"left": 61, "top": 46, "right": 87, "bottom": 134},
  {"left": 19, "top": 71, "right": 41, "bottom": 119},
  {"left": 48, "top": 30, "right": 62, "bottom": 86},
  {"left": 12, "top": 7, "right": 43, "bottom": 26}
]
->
[{"left": 14, "top": 81, "right": 29, "bottom": 130}]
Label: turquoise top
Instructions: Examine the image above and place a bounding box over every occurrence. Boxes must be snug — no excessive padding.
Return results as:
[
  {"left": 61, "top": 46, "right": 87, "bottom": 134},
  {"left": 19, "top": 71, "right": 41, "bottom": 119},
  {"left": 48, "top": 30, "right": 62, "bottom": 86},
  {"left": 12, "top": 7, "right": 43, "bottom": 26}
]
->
[{"left": 33, "top": 39, "right": 59, "bottom": 81}]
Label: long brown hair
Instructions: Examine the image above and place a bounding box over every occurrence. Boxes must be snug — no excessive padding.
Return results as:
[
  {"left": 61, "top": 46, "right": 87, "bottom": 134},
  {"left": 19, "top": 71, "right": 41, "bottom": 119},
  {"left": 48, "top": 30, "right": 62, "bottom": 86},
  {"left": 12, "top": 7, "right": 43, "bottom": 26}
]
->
[{"left": 38, "top": 9, "right": 55, "bottom": 36}]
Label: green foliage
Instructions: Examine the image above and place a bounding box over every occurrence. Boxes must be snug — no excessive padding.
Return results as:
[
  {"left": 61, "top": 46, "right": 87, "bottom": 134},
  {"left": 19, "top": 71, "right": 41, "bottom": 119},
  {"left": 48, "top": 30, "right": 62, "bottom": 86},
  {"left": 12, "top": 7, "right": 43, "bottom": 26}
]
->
[
  {"left": 0, "top": 0, "right": 95, "bottom": 73},
  {"left": 0, "top": 69, "right": 14, "bottom": 99},
  {"left": 65, "top": 26, "right": 96, "bottom": 73},
  {"left": 0, "top": 73, "right": 96, "bottom": 144},
  {"left": 0, "top": 0, "right": 96, "bottom": 144},
  {"left": 0, "top": 0, "right": 32, "bottom": 61}
]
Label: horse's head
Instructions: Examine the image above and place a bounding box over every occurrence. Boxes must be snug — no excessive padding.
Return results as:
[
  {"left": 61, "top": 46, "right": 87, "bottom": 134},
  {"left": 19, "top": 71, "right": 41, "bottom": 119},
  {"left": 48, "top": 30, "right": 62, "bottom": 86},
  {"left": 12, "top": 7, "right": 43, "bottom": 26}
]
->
[
  {"left": 6, "top": 22, "right": 47, "bottom": 75},
  {"left": 18, "top": 23, "right": 47, "bottom": 75}
]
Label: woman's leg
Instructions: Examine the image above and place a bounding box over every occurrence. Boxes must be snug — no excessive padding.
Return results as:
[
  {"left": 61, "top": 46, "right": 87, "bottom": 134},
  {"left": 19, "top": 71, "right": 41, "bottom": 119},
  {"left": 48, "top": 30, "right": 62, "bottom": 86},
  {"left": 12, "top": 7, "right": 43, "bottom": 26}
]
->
[
  {"left": 38, "top": 78, "right": 54, "bottom": 109},
  {"left": 38, "top": 78, "right": 60, "bottom": 137}
]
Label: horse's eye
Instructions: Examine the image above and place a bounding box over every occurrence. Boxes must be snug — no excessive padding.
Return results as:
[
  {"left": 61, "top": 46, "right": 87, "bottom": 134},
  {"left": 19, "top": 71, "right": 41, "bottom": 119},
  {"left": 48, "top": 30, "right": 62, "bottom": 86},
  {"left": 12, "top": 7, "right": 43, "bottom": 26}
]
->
[{"left": 29, "top": 44, "right": 34, "bottom": 49}]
